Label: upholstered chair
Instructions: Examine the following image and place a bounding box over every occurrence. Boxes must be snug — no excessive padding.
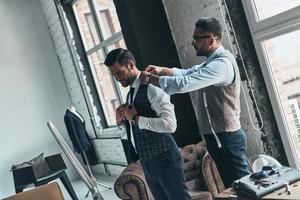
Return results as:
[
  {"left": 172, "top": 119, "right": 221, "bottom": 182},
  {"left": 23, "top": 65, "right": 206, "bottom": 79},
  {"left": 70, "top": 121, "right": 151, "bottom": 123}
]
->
[
  {"left": 114, "top": 141, "right": 212, "bottom": 200},
  {"left": 202, "top": 152, "right": 229, "bottom": 199},
  {"left": 114, "top": 160, "right": 154, "bottom": 200},
  {"left": 203, "top": 152, "right": 257, "bottom": 200}
]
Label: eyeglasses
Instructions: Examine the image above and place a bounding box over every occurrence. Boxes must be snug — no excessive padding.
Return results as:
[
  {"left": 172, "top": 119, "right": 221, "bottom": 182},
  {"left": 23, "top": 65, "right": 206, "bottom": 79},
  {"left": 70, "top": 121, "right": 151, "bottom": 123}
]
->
[{"left": 192, "top": 35, "right": 211, "bottom": 42}]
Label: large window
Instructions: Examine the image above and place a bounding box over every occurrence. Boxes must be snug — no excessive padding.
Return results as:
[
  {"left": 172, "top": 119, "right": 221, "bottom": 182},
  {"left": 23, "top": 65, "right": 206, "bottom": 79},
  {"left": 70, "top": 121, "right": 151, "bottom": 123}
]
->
[
  {"left": 242, "top": 0, "right": 300, "bottom": 168},
  {"left": 72, "top": 0, "right": 128, "bottom": 127},
  {"left": 250, "top": 0, "right": 300, "bottom": 21}
]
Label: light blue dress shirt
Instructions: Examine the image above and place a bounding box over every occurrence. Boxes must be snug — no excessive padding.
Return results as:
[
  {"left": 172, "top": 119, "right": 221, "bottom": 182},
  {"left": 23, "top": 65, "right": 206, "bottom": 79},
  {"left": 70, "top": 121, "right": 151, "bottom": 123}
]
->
[{"left": 159, "top": 46, "right": 235, "bottom": 95}]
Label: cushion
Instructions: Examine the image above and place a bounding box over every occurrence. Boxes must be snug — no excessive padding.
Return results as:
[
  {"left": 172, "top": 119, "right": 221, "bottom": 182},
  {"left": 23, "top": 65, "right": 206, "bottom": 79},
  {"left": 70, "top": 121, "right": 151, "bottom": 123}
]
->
[
  {"left": 181, "top": 142, "right": 207, "bottom": 191},
  {"left": 12, "top": 153, "right": 51, "bottom": 179}
]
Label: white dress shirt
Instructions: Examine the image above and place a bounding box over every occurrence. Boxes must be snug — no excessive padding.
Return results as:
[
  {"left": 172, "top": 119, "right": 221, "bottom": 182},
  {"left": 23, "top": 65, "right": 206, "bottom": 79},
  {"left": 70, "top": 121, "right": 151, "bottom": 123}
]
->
[{"left": 130, "top": 72, "right": 177, "bottom": 133}]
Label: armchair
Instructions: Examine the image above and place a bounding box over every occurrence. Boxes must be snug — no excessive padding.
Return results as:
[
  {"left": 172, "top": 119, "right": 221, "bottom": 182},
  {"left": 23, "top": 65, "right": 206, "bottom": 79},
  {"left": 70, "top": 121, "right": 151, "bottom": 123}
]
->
[
  {"left": 202, "top": 152, "right": 255, "bottom": 200},
  {"left": 114, "top": 160, "right": 154, "bottom": 200},
  {"left": 114, "top": 141, "right": 212, "bottom": 200},
  {"left": 202, "top": 152, "right": 228, "bottom": 199}
]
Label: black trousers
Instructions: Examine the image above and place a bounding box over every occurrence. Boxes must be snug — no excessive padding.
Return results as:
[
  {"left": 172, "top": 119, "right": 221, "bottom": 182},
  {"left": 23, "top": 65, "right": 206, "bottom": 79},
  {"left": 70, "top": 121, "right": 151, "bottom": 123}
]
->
[
  {"left": 140, "top": 149, "right": 190, "bottom": 200},
  {"left": 121, "top": 139, "right": 139, "bottom": 164}
]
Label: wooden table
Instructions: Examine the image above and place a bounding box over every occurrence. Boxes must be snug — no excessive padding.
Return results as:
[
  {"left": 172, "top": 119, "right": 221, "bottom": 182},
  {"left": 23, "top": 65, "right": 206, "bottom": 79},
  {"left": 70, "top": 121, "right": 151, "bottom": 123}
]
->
[
  {"left": 262, "top": 181, "right": 300, "bottom": 200},
  {"left": 219, "top": 181, "right": 300, "bottom": 200}
]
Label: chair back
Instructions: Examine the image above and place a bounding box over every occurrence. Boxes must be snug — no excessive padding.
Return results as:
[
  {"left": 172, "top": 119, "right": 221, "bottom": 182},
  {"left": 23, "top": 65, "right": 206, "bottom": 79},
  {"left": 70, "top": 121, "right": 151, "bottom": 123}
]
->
[
  {"left": 4, "top": 182, "right": 64, "bottom": 200},
  {"left": 181, "top": 142, "right": 208, "bottom": 191},
  {"left": 202, "top": 152, "right": 225, "bottom": 197}
]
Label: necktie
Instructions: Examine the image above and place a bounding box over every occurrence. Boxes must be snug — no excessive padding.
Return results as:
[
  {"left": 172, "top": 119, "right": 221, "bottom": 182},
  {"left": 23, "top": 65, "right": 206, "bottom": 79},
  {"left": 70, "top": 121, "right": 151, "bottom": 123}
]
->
[
  {"left": 123, "top": 87, "right": 138, "bottom": 163},
  {"left": 129, "top": 87, "right": 135, "bottom": 105},
  {"left": 127, "top": 87, "right": 135, "bottom": 142}
]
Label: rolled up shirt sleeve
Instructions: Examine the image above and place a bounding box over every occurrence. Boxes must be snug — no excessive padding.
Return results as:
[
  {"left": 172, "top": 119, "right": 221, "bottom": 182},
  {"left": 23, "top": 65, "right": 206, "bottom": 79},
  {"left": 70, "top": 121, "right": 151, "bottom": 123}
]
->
[{"left": 138, "top": 84, "right": 177, "bottom": 133}]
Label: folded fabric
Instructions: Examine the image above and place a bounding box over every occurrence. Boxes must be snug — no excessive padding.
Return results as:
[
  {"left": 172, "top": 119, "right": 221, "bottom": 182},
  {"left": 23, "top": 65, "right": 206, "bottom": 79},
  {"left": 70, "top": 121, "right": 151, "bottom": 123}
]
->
[{"left": 233, "top": 166, "right": 300, "bottom": 198}]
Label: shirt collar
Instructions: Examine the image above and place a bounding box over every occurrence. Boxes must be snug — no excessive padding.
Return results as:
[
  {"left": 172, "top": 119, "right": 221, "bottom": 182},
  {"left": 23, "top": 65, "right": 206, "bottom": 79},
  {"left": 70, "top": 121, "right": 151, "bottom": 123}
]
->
[
  {"left": 131, "top": 71, "right": 141, "bottom": 89},
  {"left": 205, "top": 45, "right": 225, "bottom": 64}
]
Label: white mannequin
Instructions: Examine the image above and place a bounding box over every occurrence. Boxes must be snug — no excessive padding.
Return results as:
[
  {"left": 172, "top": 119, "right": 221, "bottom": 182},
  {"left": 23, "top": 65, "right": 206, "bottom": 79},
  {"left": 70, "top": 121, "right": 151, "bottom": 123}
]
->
[{"left": 68, "top": 106, "right": 84, "bottom": 122}]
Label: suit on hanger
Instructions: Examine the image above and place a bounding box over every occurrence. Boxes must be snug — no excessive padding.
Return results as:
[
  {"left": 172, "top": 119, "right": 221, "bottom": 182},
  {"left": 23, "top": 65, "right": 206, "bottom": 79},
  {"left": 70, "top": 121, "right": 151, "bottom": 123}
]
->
[{"left": 64, "top": 109, "right": 98, "bottom": 165}]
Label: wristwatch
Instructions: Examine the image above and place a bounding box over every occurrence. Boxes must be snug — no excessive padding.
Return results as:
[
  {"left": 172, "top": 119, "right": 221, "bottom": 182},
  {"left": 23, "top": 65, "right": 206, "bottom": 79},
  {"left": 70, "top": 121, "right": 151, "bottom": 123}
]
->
[{"left": 145, "top": 74, "right": 150, "bottom": 84}]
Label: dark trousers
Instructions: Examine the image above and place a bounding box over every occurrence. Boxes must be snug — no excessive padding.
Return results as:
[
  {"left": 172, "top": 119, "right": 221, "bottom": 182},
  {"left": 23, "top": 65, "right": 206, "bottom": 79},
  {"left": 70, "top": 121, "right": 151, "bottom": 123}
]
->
[
  {"left": 121, "top": 139, "right": 139, "bottom": 164},
  {"left": 204, "top": 129, "right": 250, "bottom": 188},
  {"left": 141, "top": 149, "right": 190, "bottom": 200}
]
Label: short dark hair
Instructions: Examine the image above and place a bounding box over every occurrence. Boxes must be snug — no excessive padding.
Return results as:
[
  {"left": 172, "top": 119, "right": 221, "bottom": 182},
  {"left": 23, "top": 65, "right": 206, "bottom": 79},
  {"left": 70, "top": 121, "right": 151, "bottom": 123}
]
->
[
  {"left": 195, "top": 17, "right": 222, "bottom": 40},
  {"left": 104, "top": 48, "right": 136, "bottom": 67}
]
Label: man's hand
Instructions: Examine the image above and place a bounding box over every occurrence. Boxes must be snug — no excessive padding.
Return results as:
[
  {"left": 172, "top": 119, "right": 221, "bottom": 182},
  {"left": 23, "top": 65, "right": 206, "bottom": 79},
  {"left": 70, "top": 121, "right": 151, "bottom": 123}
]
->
[
  {"left": 116, "top": 104, "right": 127, "bottom": 126},
  {"left": 124, "top": 104, "right": 138, "bottom": 122},
  {"left": 140, "top": 71, "right": 160, "bottom": 87},
  {"left": 140, "top": 71, "right": 151, "bottom": 85},
  {"left": 145, "top": 65, "right": 163, "bottom": 75},
  {"left": 145, "top": 65, "right": 173, "bottom": 76}
]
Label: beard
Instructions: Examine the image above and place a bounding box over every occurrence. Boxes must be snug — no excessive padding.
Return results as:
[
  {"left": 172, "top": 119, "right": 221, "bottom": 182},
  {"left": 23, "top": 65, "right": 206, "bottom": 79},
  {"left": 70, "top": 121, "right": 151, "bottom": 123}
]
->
[
  {"left": 195, "top": 47, "right": 209, "bottom": 57},
  {"left": 120, "top": 80, "right": 130, "bottom": 87},
  {"left": 196, "top": 51, "right": 204, "bottom": 56},
  {"left": 120, "top": 75, "right": 135, "bottom": 87}
]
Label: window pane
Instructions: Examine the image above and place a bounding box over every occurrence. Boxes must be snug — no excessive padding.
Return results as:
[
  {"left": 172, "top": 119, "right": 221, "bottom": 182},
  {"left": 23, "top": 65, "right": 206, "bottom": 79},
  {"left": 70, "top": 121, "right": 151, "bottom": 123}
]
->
[
  {"left": 73, "top": 0, "right": 127, "bottom": 128},
  {"left": 88, "top": 49, "right": 119, "bottom": 126},
  {"left": 94, "top": 0, "right": 122, "bottom": 40},
  {"left": 107, "top": 38, "right": 126, "bottom": 52},
  {"left": 73, "top": 0, "right": 100, "bottom": 50},
  {"left": 252, "top": 0, "right": 300, "bottom": 21},
  {"left": 263, "top": 29, "right": 300, "bottom": 163},
  {"left": 107, "top": 38, "right": 128, "bottom": 102}
]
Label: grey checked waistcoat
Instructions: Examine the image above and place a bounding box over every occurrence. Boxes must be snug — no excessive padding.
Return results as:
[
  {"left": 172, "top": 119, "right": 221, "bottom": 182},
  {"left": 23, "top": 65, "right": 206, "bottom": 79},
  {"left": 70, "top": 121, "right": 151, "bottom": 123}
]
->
[{"left": 131, "top": 84, "right": 178, "bottom": 161}]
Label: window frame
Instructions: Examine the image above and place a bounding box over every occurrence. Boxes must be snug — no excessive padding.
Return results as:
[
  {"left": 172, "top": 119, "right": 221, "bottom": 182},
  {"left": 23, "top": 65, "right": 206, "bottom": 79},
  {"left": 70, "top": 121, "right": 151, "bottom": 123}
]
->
[
  {"left": 72, "top": 0, "right": 126, "bottom": 129},
  {"left": 242, "top": 1, "right": 300, "bottom": 168}
]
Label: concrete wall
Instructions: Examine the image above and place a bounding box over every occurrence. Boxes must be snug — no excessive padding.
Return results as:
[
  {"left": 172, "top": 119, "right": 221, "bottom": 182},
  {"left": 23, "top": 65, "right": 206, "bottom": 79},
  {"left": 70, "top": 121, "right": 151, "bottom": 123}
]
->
[
  {"left": 224, "top": 0, "right": 288, "bottom": 164},
  {"left": 0, "top": 0, "right": 79, "bottom": 197},
  {"left": 161, "top": 0, "right": 265, "bottom": 158},
  {"left": 161, "top": 0, "right": 288, "bottom": 164}
]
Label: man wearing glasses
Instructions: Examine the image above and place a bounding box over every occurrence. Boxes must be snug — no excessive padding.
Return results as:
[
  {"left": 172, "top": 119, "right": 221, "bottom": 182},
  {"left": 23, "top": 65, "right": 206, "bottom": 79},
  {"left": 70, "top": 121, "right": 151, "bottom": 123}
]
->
[{"left": 140, "top": 17, "right": 249, "bottom": 187}]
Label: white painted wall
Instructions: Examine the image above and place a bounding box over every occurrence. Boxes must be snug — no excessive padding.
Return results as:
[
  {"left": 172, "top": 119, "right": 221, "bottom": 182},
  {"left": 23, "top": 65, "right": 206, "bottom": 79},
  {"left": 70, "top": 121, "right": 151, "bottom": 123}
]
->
[{"left": 0, "top": 0, "right": 79, "bottom": 198}]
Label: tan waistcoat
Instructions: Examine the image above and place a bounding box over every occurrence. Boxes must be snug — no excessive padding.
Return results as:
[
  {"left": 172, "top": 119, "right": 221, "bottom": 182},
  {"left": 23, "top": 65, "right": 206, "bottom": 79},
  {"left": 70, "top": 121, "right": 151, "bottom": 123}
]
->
[{"left": 198, "top": 49, "right": 241, "bottom": 134}]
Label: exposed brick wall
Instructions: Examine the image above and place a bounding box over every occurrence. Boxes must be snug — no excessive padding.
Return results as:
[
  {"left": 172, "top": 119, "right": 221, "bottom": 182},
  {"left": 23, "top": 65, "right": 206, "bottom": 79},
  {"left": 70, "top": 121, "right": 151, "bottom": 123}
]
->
[
  {"left": 40, "top": 0, "right": 288, "bottom": 172},
  {"left": 40, "top": 0, "right": 127, "bottom": 176},
  {"left": 40, "top": 0, "right": 106, "bottom": 174},
  {"left": 73, "top": 0, "right": 127, "bottom": 126},
  {"left": 40, "top": 0, "right": 97, "bottom": 135}
]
